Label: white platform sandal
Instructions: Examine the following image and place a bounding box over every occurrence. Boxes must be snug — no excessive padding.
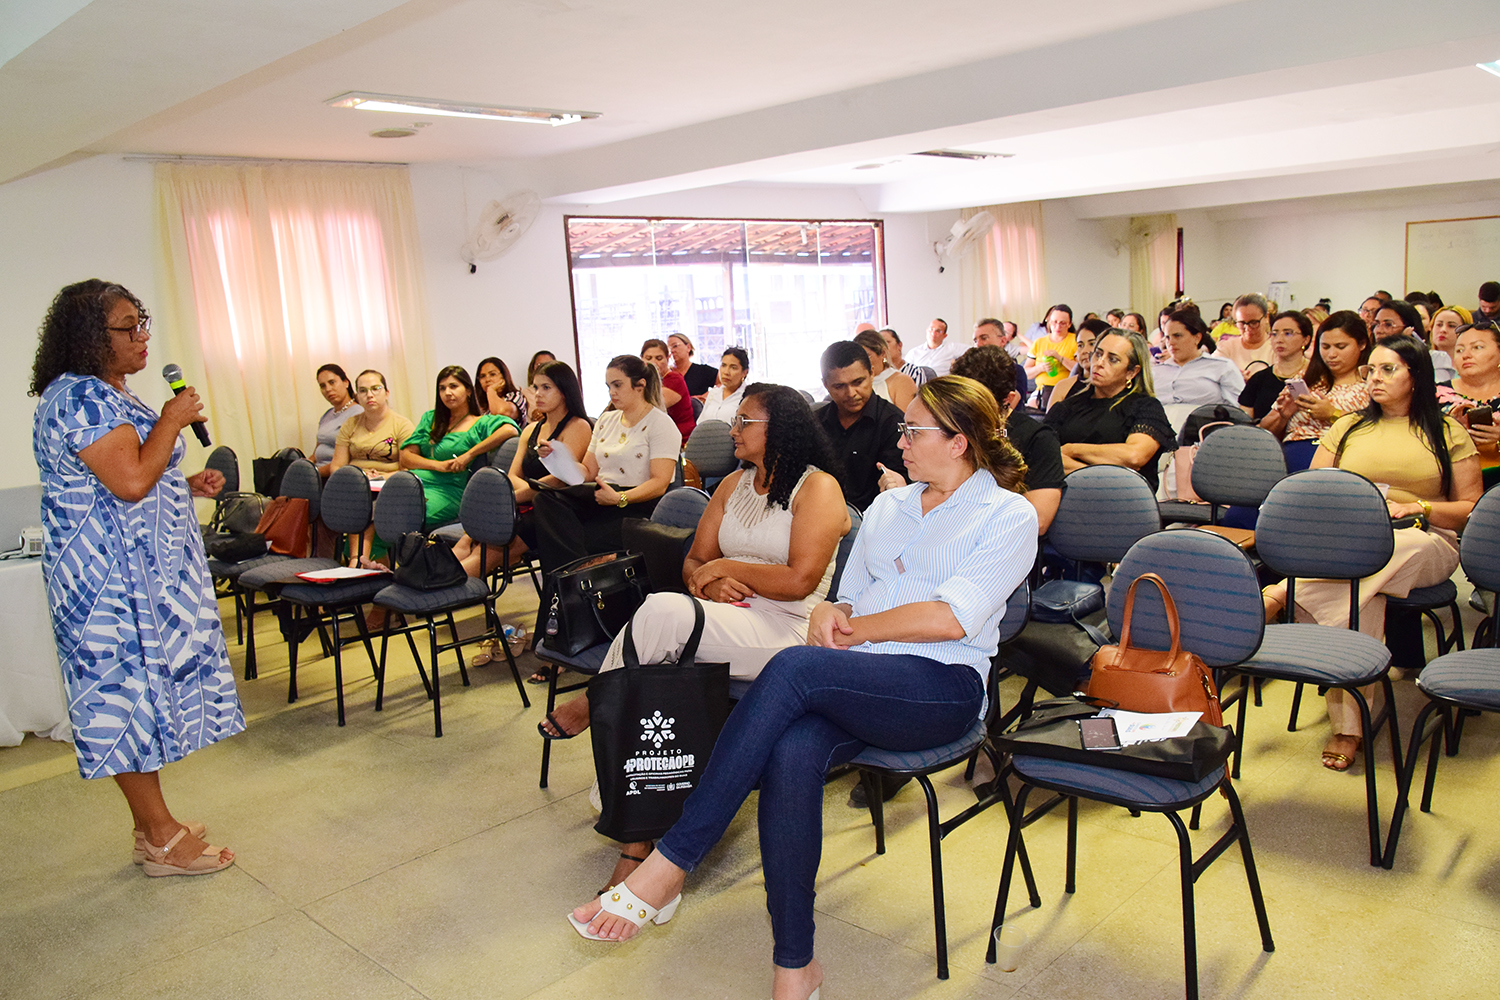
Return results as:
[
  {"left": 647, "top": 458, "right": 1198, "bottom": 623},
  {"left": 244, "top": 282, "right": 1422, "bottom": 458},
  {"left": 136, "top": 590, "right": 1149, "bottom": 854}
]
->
[{"left": 568, "top": 883, "right": 681, "bottom": 941}]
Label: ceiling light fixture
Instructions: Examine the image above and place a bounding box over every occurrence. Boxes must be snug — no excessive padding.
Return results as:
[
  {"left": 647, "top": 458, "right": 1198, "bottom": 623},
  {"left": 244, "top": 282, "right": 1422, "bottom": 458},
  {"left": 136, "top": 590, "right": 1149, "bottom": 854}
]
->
[
  {"left": 1478, "top": 60, "right": 1500, "bottom": 79},
  {"left": 326, "top": 91, "right": 600, "bottom": 126}
]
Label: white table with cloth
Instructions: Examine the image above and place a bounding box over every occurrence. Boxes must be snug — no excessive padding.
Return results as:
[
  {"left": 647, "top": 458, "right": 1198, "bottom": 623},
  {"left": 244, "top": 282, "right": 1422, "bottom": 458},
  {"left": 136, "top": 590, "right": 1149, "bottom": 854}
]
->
[{"left": 0, "top": 557, "right": 71, "bottom": 745}]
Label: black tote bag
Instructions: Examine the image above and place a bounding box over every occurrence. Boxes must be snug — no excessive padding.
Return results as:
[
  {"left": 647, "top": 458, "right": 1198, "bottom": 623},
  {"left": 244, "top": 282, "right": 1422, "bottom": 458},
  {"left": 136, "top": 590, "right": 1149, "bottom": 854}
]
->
[{"left": 589, "top": 597, "right": 731, "bottom": 843}]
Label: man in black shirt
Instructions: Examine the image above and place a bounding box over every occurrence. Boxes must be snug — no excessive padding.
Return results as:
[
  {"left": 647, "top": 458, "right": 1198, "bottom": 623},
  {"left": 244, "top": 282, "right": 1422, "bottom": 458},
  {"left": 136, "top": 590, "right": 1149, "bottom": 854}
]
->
[{"left": 813, "top": 341, "right": 906, "bottom": 511}]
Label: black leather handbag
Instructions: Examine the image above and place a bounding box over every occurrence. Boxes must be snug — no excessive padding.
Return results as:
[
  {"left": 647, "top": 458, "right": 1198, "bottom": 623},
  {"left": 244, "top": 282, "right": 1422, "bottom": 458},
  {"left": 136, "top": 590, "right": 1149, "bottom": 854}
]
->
[
  {"left": 542, "top": 550, "right": 650, "bottom": 655},
  {"left": 589, "top": 597, "right": 731, "bottom": 842},
  {"left": 392, "top": 532, "right": 467, "bottom": 591},
  {"left": 995, "top": 696, "right": 1233, "bottom": 782}
]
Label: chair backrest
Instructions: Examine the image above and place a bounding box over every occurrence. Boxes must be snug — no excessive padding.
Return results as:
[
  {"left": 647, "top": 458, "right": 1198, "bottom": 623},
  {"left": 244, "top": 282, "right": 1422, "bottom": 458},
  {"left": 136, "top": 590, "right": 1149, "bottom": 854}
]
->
[
  {"left": 1255, "top": 468, "right": 1393, "bottom": 580},
  {"left": 1047, "top": 466, "right": 1161, "bottom": 563},
  {"left": 651, "top": 487, "right": 711, "bottom": 529},
  {"left": 1460, "top": 484, "right": 1500, "bottom": 592},
  {"left": 320, "top": 465, "right": 374, "bottom": 535},
  {"left": 373, "top": 471, "right": 426, "bottom": 547},
  {"left": 997, "top": 579, "right": 1031, "bottom": 645},
  {"left": 1108, "top": 529, "right": 1264, "bottom": 666},
  {"left": 492, "top": 434, "right": 522, "bottom": 477},
  {"left": 204, "top": 445, "right": 239, "bottom": 494},
  {"left": 828, "top": 503, "right": 863, "bottom": 601},
  {"left": 797, "top": 388, "right": 814, "bottom": 404},
  {"left": 683, "top": 420, "right": 738, "bottom": 479},
  {"left": 279, "top": 458, "right": 322, "bottom": 522},
  {"left": 691, "top": 396, "right": 704, "bottom": 419},
  {"left": 1190, "top": 425, "right": 1287, "bottom": 509},
  {"left": 459, "top": 468, "right": 517, "bottom": 547}
]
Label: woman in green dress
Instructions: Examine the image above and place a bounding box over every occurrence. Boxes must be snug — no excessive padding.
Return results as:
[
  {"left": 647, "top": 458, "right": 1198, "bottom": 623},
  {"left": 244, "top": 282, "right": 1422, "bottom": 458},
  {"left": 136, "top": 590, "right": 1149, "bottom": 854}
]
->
[{"left": 400, "top": 365, "right": 519, "bottom": 529}]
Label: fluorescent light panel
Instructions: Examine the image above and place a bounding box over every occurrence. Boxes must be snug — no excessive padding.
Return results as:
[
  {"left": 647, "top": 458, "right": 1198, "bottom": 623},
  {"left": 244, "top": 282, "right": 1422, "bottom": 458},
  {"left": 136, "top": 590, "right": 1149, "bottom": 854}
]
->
[
  {"left": 327, "top": 91, "right": 599, "bottom": 126},
  {"left": 1479, "top": 60, "right": 1500, "bottom": 79}
]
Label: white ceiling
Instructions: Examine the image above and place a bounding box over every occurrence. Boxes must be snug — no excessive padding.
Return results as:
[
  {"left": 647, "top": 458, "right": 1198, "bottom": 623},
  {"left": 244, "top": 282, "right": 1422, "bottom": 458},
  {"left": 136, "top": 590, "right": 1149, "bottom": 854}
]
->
[{"left": 4, "top": 0, "right": 1500, "bottom": 215}]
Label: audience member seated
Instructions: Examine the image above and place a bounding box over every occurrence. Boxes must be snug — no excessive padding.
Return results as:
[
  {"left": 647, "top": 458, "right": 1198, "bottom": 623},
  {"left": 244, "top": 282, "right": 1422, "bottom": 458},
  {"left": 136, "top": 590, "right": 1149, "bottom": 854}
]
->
[
  {"left": 903, "top": 317, "right": 966, "bottom": 376},
  {"left": 1240, "top": 311, "right": 1312, "bottom": 421},
  {"left": 567, "top": 377, "right": 1036, "bottom": 1000},
  {"left": 1216, "top": 293, "right": 1276, "bottom": 375},
  {"left": 1120, "top": 312, "right": 1149, "bottom": 337},
  {"left": 1438, "top": 321, "right": 1500, "bottom": 488},
  {"left": 1149, "top": 306, "right": 1172, "bottom": 356},
  {"left": 643, "top": 338, "right": 696, "bottom": 443},
  {"left": 1044, "top": 330, "right": 1176, "bottom": 493},
  {"left": 311, "top": 363, "right": 360, "bottom": 479},
  {"left": 1045, "top": 318, "right": 1105, "bottom": 410},
  {"left": 1477, "top": 280, "right": 1500, "bottom": 323},
  {"left": 540, "top": 383, "right": 849, "bottom": 888},
  {"left": 475, "top": 355, "right": 527, "bottom": 425},
  {"left": 1025, "top": 304, "right": 1078, "bottom": 408},
  {"left": 1153, "top": 306, "right": 1245, "bottom": 406},
  {"left": 668, "top": 333, "right": 719, "bottom": 397},
  {"left": 813, "top": 341, "right": 906, "bottom": 511},
  {"left": 950, "top": 345, "right": 1064, "bottom": 533},
  {"left": 696, "top": 347, "right": 750, "bottom": 424},
  {"left": 532, "top": 355, "right": 678, "bottom": 577},
  {"left": 453, "top": 360, "right": 592, "bottom": 583},
  {"left": 331, "top": 368, "right": 415, "bottom": 562},
  {"left": 1376, "top": 300, "right": 1453, "bottom": 381},
  {"left": 1263, "top": 334, "right": 1480, "bottom": 772},
  {"left": 401, "top": 366, "right": 519, "bottom": 530},
  {"left": 1260, "top": 311, "right": 1372, "bottom": 471},
  {"left": 853, "top": 329, "right": 917, "bottom": 411},
  {"left": 522, "top": 350, "right": 556, "bottom": 413},
  {"left": 880, "top": 327, "right": 935, "bottom": 386},
  {"left": 1429, "top": 306, "right": 1470, "bottom": 378},
  {"left": 974, "top": 317, "right": 1031, "bottom": 401}
]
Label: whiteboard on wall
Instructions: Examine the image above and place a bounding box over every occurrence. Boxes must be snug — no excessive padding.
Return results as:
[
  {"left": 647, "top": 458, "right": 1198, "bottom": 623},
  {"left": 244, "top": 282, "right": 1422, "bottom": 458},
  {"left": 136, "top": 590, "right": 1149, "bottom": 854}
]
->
[{"left": 1405, "top": 216, "right": 1500, "bottom": 300}]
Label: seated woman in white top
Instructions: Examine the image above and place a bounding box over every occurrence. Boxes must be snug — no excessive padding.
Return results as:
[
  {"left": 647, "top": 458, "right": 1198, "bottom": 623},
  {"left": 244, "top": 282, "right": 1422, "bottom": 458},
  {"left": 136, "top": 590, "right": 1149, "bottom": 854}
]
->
[
  {"left": 695, "top": 346, "right": 751, "bottom": 424},
  {"left": 1152, "top": 306, "right": 1245, "bottom": 406},
  {"left": 854, "top": 329, "right": 917, "bottom": 411},
  {"left": 541, "top": 383, "right": 849, "bottom": 888}
]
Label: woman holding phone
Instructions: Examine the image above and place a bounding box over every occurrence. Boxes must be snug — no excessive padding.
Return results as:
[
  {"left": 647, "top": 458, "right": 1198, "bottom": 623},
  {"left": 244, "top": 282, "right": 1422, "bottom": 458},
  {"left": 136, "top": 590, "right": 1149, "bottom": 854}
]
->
[
  {"left": 1438, "top": 321, "right": 1500, "bottom": 487},
  {"left": 1259, "top": 311, "right": 1372, "bottom": 471}
]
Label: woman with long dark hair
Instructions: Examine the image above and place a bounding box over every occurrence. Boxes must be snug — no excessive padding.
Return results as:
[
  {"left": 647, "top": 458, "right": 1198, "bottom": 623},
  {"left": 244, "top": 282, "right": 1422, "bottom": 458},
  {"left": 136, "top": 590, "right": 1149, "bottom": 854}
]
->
[
  {"left": 1265, "top": 333, "right": 1481, "bottom": 770},
  {"left": 31, "top": 280, "right": 240, "bottom": 875},
  {"left": 567, "top": 377, "right": 1036, "bottom": 1000},
  {"left": 540, "top": 383, "right": 850, "bottom": 888},
  {"left": 310, "top": 363, "right": 359, "bottom": 478},
  {"left": 1261, "top": 310, "right": 1372, "bottom": 471},
  {"left": 399, "top": 364, "right": 518, "bottom": 529},
  {"left": 475, "top": 355, "right": 527, "bottom": 425}
]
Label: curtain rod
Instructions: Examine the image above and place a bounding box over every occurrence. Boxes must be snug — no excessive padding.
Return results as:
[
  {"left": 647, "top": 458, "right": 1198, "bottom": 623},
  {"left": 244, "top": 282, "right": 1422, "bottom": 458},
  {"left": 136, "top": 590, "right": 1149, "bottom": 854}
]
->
[{"left": 122, "top": 153, "right": 408, "bottom": 168}]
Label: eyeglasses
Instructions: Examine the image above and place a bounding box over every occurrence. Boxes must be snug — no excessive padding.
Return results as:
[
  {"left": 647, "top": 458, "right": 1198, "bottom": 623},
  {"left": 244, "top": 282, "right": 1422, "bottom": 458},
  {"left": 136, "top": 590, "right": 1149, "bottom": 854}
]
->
[
  {"left": 107, "top": 315, "right": 151, "bottom": 340},
  {"left": 1372, "top": 318, "right": 1408, "bottom": 333},
  {"left": 729, "top": 415, "right": 768, "bottom": 432},
  {"left": 355, "top": 384, "right": 387, "bottom": 396},
  {"left": 898, "top": 422, "right": 947, "bottom": 443},
  {"left": 1357, "top": 363, "right": 1407, "bottom": 381},
  {"left": 1235, "top": 316, "right": 1265, "bottom": 328}
]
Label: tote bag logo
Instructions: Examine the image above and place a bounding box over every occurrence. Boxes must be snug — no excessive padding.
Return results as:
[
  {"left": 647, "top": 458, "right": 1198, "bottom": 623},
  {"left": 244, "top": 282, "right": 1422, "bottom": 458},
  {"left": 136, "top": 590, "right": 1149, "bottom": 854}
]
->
[
  {"left": 639, "top": 710, "right": 675, "bottom": 747},
  {"left": 623, "top": 711, "right": 695, "bottom": 791}
]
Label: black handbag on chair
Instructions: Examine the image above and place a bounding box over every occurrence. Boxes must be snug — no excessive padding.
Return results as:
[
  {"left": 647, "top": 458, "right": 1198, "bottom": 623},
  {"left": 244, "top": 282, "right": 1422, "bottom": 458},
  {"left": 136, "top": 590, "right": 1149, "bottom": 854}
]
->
[
  {"left": 589, "top": 597, "right": 731, "bottom": 843},
  {"left": 392, "top": 532, "right": 467, "bottom": 591},
  {"left": 541, "top": 550, "right": 650, "bottom": 655}
]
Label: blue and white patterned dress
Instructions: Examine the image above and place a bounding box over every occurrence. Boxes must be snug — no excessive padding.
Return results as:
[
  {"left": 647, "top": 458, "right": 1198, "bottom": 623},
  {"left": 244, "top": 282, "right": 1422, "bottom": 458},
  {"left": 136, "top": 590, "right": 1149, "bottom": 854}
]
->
[{"left": 33, "top": 374, "right": 244, "bottom": 779}]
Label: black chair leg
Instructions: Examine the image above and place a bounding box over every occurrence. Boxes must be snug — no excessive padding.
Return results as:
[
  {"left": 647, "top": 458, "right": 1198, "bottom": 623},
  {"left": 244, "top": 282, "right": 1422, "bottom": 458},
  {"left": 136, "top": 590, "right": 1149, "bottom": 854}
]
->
[
  {"left": 429, "top": 621, "right": 443, "bottom": 737},
  {"left": 330, "top": 608, "right": 347, "bottom": 726},
  {"left": 1064, "top": 796, "right": 1078, "bottom": 894},
  {"left": 914, "top": 775, "right": 952, "bottom": 980},
  {"left": 1233, "top": 677, "right": 1250, "bottom": 780},
  {"left": 987, "top": 782, "right": 1039, "bottom": 965},
  {"left": 286, "top": 604, "right": 302, "bottom": 704},
  {"left": 497, "top": 628, "right": 531, "bottom": 708},
  {"left": 1164, "top": 809, "right": 1200, "bottom": 1000},
  {"left": 1223, "top": 781, "right": 1275, "bottom": 954},
  {"left": 863, "top": 770, "right": 886, "bottom": 855},
  {"left": 1384, "top": 698, "right": 1444, "bottom": 869},
  {"left": 1422, "top": 706, "right": 1450, "bottom": 813},
  {"left": 244, "top": 594, "right": 259, "bottom": 681},
  {"left": 1287, "top": 682, "right": 1304, "bottom": 732},
  {"left": 540, "top": 668, "right": 558, "bottom": 788}
]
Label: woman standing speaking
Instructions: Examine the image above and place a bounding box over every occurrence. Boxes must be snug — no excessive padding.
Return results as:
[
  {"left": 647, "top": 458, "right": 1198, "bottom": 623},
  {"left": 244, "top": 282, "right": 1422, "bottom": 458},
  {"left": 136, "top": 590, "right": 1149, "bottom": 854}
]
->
[{"left": 30, "top": 280, "right": 241, "bottom": 876}]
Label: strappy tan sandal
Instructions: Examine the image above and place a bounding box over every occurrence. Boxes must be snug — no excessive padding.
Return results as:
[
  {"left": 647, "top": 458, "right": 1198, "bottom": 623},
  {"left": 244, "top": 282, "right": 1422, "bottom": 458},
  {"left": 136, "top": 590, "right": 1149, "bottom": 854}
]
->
[
  {"left": 140, "top": 828, "right": 234, "bottom": 877},
  {"left": 132, "top": 820, "right": 206, "bottom": 864}
]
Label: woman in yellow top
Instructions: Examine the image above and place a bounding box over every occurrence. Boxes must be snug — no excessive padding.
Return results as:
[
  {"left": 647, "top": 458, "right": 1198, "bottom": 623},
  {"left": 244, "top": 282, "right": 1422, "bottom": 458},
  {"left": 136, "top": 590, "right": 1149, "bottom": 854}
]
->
[
  {"left": 1263, "top": 333, "right": 1481, "bottom": 771},
  {"left": 1024, "top": 304, "right": 1078, "bottom": 407}
]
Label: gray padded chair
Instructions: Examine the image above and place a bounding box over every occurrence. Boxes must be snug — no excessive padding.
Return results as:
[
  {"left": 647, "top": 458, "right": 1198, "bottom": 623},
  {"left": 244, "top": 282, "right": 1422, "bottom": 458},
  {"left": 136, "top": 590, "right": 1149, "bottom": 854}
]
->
[
  {"left": 1184, "top": 424, "right": 1287, "bottom": 527},
  {"left": 204, "top": 445, "right": 240, "bottom": 495},
  {"left": 683, "top": 420, "right": 738, "bottom": 492},
  {"left": 990, "top": 529, "right": 1273, "bottom": 1000},
  {"left": 373, "top": 469, "right": 528, "bottom": 737},
  {"left": 851, "top": 580, "right": 1035, "bottom": 980},
  {"left": 1384, "top": 485, "right": 1500, "bottom": 868},
  {"left": 273, "top": 466, "right": 384, "bottom": 725},
  {"left": 1231, "top": 468, "right": 1399, "bottom": 866}
]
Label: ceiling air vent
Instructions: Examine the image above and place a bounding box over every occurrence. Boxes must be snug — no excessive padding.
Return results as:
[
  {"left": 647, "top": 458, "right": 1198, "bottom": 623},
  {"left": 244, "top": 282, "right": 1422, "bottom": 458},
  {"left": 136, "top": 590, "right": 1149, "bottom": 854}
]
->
[{"left": 913, "top": 149, "right": 1013, "bottom": 160}]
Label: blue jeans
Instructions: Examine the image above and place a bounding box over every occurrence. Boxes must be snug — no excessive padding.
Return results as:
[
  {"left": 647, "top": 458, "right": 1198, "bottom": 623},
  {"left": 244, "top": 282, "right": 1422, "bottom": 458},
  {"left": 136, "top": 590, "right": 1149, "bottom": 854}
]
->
[{"left": 654, "top": 646, "right": 985, "bottom": 968}]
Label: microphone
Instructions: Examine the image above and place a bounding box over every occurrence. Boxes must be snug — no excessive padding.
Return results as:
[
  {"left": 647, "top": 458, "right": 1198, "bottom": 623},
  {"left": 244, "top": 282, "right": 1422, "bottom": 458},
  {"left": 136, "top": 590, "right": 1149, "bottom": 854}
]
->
[{"left": 161, "top": 364, "right": 212, "bottom": 447}]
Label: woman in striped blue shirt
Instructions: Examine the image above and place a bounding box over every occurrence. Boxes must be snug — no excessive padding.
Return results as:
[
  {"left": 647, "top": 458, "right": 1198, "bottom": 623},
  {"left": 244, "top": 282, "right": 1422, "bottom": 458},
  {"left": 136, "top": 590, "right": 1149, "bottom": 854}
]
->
[{"left": 568, "top": 376, "right": 1039, "bottom": 1000}]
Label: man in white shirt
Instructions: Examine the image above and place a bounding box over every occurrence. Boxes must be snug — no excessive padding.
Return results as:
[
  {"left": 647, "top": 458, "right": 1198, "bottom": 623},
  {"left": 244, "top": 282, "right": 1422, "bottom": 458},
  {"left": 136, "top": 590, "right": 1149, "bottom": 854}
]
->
[{"left": 902, "top": 317, "right": 966, "bottom": 376}]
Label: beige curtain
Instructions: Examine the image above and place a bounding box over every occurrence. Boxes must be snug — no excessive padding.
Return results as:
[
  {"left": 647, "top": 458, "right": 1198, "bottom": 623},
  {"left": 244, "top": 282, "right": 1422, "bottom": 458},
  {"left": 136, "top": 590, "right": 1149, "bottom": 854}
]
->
[
  {"left": 154, "top": 162, "right": 433, "bottom": 472},
  {"left": 958, "top": 202, "right": 1046, "bottom": 333},
  {"left": 1128, "top": 213, "right": 1179, "bottom": 318}
]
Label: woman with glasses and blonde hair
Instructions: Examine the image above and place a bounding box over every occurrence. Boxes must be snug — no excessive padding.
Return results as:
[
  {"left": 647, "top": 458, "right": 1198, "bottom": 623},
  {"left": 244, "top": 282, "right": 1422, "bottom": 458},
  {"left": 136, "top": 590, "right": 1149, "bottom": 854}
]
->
[
  {"left": 1438, "top": 320, "right": 1500, "bottom": 487},
  {"left": 1260, "top": 311, "right": 1372, "bottom": 471},
  {"left": 568, "top": 376, "right": 1036, "bottom": 1000},
  {"left": 1266, "top": 333, "right": 1480, "bottom": 771}
]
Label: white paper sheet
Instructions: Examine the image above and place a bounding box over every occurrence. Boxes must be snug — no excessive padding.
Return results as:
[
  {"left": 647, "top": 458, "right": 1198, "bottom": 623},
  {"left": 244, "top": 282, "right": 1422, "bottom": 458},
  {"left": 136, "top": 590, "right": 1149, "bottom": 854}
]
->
[
  {"left": 295, "top": 566, "right": 391, "bottom": 583},
  {"left": 540, "top": 446, "right": 587, "bottom": 486},
  {"left": 1097, "top": 709, "right": 1202, "bottom": 746}
]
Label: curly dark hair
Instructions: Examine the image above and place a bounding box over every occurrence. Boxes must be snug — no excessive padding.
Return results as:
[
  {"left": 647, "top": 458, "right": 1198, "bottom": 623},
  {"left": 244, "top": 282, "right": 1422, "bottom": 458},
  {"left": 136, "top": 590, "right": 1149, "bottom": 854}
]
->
[
  {"left": 950, "top": 345, "right": 1018, "bottom": 403},
  {"left": 740, "top": 382, "right": 842, "bottom": 510},
  {"left": 31, "top": 279, "right": 146, "bottom": 395}
]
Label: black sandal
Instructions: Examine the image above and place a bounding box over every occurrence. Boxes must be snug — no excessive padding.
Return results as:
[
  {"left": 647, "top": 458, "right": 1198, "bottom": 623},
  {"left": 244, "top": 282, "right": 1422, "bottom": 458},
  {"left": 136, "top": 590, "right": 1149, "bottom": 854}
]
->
[
  {"left": 527, "top": 664, "right": 556, "bottom": 685},
  {"left": 537, "top": 712, "right": 577, "bottom": 741}
]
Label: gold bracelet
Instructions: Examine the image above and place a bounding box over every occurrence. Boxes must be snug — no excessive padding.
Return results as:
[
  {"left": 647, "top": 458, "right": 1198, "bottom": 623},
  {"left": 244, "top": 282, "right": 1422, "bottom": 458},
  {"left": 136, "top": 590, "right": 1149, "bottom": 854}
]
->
[{"left": 1419, "top": 499, "right": 1433, "bottom": 518}]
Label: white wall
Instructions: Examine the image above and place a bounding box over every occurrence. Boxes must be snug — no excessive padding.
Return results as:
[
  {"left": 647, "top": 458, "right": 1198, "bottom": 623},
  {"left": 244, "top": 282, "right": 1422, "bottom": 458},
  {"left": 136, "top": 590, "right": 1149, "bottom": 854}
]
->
[{"left": 1041, "top": 201, "right": 1129, "bottom": 319}]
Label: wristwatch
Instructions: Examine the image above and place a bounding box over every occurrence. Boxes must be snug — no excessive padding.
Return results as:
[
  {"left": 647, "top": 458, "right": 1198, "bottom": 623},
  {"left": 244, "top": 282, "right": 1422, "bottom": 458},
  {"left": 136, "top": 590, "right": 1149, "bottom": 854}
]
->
[{"left": 616, "top": 492, "right": 629, "bottom": 508}]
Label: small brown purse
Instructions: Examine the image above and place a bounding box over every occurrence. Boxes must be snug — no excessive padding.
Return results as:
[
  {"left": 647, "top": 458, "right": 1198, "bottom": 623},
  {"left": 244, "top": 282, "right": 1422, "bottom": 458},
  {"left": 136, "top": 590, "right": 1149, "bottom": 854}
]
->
[
  {"left": 1086, "top": 573, "right": 1223, "bottom": 726},
  {"left": 254, "top": 496, "right": 311, "bottom": 558}
]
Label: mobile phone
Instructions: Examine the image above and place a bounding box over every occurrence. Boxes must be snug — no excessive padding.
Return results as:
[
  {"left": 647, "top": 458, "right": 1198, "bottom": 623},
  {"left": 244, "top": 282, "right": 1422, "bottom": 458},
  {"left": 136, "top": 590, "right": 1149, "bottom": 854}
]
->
[
  {"left": 1469, "top": 406, "right": 1493, "bottom": 427},
  {"left": 1078, "top": 717, "right": 1123, "bottom": 750},
  {"left": 1285, "top": 378, "right": 1310, "bottom": 399}
]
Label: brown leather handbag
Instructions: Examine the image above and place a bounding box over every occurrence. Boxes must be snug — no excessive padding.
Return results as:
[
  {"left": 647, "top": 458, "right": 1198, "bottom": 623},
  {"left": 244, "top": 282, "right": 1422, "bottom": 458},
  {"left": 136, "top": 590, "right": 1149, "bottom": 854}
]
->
[
  {"left": 1086, "top": 573, "right": 1223, "bottom": 726},
  {"left": 254, "top": 496, "right": 311, "bottom": 558}
]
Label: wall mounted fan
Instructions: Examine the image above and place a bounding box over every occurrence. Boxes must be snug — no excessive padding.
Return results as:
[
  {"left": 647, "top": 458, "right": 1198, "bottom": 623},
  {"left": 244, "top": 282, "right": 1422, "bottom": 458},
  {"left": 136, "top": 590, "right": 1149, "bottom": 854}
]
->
[{"left": 461, "top": 191, "right": 541, "bottom": 272}]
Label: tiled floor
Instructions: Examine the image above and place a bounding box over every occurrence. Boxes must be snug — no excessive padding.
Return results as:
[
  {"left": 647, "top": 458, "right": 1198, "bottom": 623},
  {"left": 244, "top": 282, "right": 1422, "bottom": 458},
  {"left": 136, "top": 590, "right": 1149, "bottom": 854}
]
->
[{"left": 4, "top": 582, "right": 1500, "bottom": 1000}]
